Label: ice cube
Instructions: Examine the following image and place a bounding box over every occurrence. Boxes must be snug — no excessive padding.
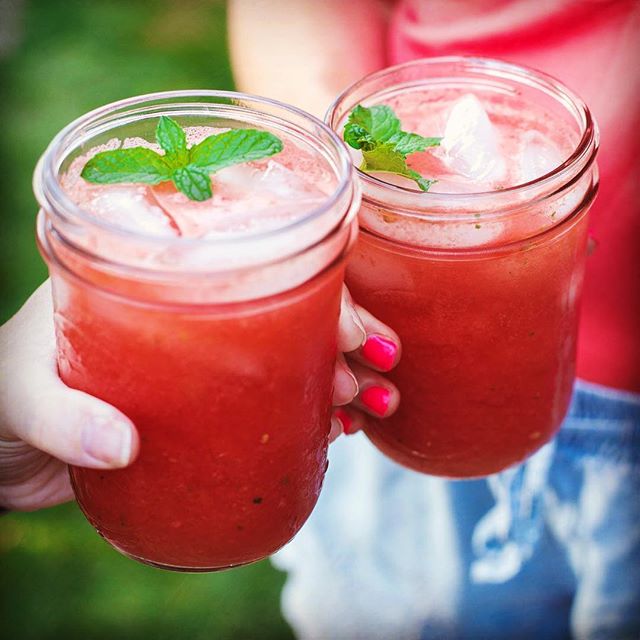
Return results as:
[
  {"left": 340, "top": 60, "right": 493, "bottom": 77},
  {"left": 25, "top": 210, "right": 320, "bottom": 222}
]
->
[
  {"left": 85, "top": 185, "right": 180, "bottom": 237},
  {"left": 212, "top": 164, "right": 261, "bottom": 192},
  {"left": 149, "top": 183, "right": 238, "bottom": 237},
  {"left": 217, "top": 159, "right": 326, "bottom": 201},
  {"left": 518, "top": 131, "right": 564, "bottom": 183},
  {"left": 441, "top": 94, "right": 506, "bottom": 184},
  {"left": 151, "top": 160, "right": 327, "bottom": 238}
]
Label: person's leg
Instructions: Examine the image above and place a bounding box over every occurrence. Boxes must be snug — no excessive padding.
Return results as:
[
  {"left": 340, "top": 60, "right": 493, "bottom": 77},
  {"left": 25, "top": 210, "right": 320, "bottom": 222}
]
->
[
  {"left": 546, "top": 381, "right": 640, "bottom": 640},
  {"left": 273, "top": 436, "right": 571, "bottom": 639},
  {"left": 272, "top": 380, "right": 640, "bottom": 639}
]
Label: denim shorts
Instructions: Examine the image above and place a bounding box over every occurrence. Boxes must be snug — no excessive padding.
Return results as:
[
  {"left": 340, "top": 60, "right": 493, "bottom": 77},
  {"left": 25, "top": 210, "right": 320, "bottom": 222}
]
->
[{"left": 272, "top": 380, "right": 640, "bottom": 639}]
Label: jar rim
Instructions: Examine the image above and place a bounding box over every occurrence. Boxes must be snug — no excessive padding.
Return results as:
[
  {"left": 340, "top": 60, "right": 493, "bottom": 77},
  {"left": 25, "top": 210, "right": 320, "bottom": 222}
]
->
[
  {"left": 326, "top": 56, "right": 599, "bottom": 215},
  {"left": 34, "top": 89, "right": 354, "bottom": 248}
]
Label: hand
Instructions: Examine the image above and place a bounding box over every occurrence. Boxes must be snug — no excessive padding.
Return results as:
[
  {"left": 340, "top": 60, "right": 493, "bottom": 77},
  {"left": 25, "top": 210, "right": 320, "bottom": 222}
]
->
[
  {"left": 0, "top": 281, "right": 400, "bottom": 511},
  {"left": 0, "top": 281, "right": 139, "bottom": 511},
  {"left": 330, "top": 285, "right": 401, "bottom": 441}
]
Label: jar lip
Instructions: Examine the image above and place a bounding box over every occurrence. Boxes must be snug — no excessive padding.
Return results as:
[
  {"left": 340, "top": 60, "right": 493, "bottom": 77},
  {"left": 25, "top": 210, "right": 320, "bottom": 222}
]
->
[
  {"left": 326, "top": 56, "right": 599, "bottom": 208},
  {"left": 34, "top": 89, "right": 353, "bottom": 247}
]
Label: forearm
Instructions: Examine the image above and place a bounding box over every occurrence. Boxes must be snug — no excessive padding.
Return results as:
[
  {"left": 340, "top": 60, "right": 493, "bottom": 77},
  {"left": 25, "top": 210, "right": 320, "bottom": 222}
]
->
[{"left": 228, "top": 0, "right": 389, "bottom": 118}]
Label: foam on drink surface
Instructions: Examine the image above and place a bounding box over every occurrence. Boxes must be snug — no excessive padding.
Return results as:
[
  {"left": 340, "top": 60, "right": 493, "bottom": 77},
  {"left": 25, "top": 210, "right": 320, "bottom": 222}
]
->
[{"left": 352, "top": 89, "right": 584, "bottom": 249}]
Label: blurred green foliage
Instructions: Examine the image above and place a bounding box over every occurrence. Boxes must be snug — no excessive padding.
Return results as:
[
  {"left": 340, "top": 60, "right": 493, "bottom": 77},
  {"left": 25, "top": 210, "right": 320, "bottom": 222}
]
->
[
  {"left": 0, "top": 1, "right": 293, "bottom": 637},
  {"left": 1, "top": 506, "right": 291, "bottom": 640},
  {"left": 0, "top": 0, "right": 235, "bottom": 321}
]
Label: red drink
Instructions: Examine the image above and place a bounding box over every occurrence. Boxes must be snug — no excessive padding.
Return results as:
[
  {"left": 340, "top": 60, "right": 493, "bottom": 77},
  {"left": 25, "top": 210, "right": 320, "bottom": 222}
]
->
[
  {"left": 329, "top": 59, "right": 599, "bottom": 477},
  {"left": 34, "top": 92, "right": 358, "bottom": 569}
]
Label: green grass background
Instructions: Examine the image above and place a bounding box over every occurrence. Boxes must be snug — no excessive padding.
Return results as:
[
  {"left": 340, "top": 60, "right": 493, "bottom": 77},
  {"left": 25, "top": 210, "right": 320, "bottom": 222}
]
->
[{"left": 0, "top": 1, "right": 293, "bottom": 637}]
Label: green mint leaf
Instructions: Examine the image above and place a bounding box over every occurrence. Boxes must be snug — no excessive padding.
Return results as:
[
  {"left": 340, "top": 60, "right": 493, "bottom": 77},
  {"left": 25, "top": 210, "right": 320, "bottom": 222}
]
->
[
  {"left": 81, "top": 147, "right": 172, "bottom": 185},
  {"left": 343, "top": 104, "right": 440, "bottom": 191},
  {"left": 388, "top": 131, "right": 442, "bottom": 155},
  {"left": 156, "top": 116, "right": 189, "bottom": 167},
  {"left": 406, "top": 170, "right": 437, "bottom": 192},
  {"left": 80, "top": 118, "right": 284, "bottom": 201},
  {"left": 172, "top": 166, "right": 212, "bottom": 202},
  {"left": 189, "top": 128, "right": 283, "bottom": 173},
  {"left": 344, "top": 105, "right": 401, "bottom": 150},
  {"left": 361, "top": 144, "right": 411, "bottom": 175},
  {"left": 361, "top": 144, "right": 436, "bottom": 192},
  {"left": 344, "top": 123, "right": 372, "bottom": 150}
]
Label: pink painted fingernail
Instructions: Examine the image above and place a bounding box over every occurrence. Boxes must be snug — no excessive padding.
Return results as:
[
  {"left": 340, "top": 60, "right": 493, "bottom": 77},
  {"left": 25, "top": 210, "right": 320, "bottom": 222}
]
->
[
  {"left": 362, "top": 334, "right": 398, "bottom": 371},
  {"left": 334, "top": 408, "right": 355, "bottom": 435},
  {"left": 360, "top": 386, "right": 391, "bottom": 417}
]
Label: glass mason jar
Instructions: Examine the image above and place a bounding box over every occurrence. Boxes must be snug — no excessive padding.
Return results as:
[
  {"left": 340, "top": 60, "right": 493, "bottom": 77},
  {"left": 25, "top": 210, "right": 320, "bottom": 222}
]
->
[
  {"left": 34, "top": 91, "right": 359, "bottom": 570},
  {"left": 327, "top": 58, "right": 599, "bottom": 478}
]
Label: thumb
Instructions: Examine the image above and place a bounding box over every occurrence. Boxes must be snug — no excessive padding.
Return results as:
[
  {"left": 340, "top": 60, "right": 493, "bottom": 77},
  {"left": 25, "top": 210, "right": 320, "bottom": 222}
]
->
[
  {"left": 5, "top": 372, "right": 139, "bottom": 469},
  {"left": 19, "top": 385, "right": 139, "bottom": 469},
  {"left": 1, "top": 281, "right": 139, "bottom": 469}
]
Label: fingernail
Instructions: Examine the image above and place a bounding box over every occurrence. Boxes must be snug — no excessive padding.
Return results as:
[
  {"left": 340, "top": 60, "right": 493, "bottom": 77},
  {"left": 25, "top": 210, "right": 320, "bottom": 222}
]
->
[
  {"left": 347, "top": 306, "right": 366, "bottom": 347},
  {"left": 360, "top": 386, "right": 391, "bottom": 417},
  {"left": 329, "top": 416, "right": 343, "bottom": 442},
  {"left": 334, "top": 408, "right": 355, "bottom": 435},
  {"left": 362, "top": 334, "right": 398, "bottom": 371},
  {"left": 82, "top": 416, "right": 132, "bottom": 466},
  {"left": 343, "top": 364, "right": 359, "bottom": 398}
]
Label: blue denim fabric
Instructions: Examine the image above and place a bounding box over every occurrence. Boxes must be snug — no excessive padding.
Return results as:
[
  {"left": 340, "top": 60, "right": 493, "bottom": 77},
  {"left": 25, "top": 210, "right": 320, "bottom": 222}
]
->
[{"left": 272, "top": 380, "right": 640, "bottom": 640}]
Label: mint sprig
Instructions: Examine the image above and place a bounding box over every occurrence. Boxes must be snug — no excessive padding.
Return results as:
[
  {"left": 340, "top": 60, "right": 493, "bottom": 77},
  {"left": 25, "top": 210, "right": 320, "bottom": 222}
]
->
[
  {"left": 80, "top": 116, "right": 283, "bottom": 201},
  {"left": 156, "top": 115, "right": 189, "bottom": 167},
  {"left": 343, "top": 105, "right": 441, "bottom": 191}
]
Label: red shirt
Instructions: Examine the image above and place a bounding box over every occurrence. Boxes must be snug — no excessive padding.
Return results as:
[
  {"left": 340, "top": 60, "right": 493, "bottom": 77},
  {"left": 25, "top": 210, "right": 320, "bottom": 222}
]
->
[{"left": 388, "top": 0, "right": 640, "bottom": 392}]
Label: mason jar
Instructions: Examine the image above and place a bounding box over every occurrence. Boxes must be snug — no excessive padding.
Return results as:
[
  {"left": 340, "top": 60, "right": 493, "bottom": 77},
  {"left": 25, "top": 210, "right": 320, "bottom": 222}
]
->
[
  {"left": 35, "top": 90, "right": 359, "bottom": 570},
  {"left": 328, "top": 58, "right": 598, "bottom": 478}
]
